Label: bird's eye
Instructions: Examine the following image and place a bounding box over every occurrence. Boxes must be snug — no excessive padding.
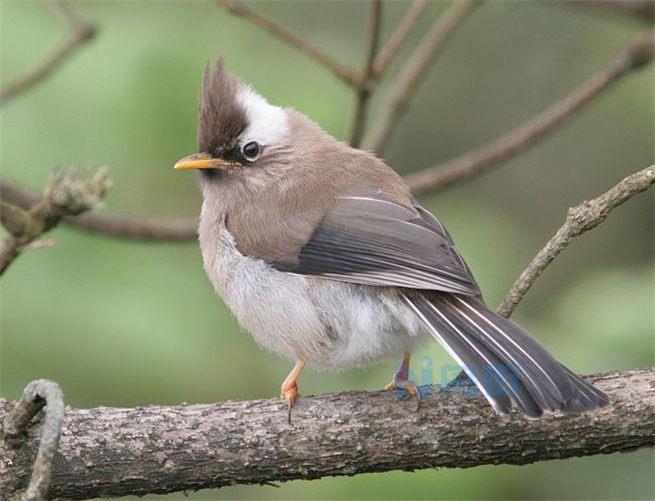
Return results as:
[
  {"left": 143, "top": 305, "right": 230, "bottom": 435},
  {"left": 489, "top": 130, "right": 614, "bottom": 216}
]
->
[{"left": 242, "top": 141, "right": 260, "bottom": 160}]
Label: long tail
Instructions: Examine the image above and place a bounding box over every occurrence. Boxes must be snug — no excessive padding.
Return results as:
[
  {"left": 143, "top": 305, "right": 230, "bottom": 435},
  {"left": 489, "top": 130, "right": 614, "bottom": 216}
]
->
[{"left": 402, "top": 292, "right": 609, "bottom": 417}]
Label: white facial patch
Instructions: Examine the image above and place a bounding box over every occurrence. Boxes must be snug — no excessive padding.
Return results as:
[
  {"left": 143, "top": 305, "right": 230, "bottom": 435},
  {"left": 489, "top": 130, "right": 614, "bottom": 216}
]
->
[{"left": 236, "top": 86, "right": 288, "bottom": 147}]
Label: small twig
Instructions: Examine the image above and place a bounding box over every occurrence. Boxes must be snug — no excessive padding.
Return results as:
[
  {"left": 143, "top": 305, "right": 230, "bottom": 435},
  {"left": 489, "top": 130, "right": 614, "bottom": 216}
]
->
[
  {"left": 49, "top": 0, "right": 84, "bottom": 32},
  {"left": 0, "top": 167, "right": 111, "bottom": 275},
  {"left": 406, "top": 31, "right": 655, "bottom": 195},
  {"left": 23, "top": 238, "right": 58, "bottom": 251},
  {"left": 363, "top": 0, "right": 479, "bottom": 152},
  {"left": 0, "top": 1, "right": 95, "bottom": 105},
  {"left": 3, "top": 379, "right": 65, "bottom": 501},
  {"left": 0, "top": 179, "right": 197, "bottom": 241},
  {"left": 372, "top": 0, "right": 430, "bottom": 78},
  {"left": 349, "top": 0, "right": 383, "bottom": 148},
  {"left": 218, "top": 0, "right": 357, "bottom": 86},
  {"left": 498, "top": 166, "right": 655, "bottom": 318}
]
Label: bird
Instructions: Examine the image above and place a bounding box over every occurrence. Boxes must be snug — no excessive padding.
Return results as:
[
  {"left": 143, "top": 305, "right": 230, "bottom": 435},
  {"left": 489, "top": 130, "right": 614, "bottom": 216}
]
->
[{"left": 174, "top": 59, "right": 609, "bottom": 420}]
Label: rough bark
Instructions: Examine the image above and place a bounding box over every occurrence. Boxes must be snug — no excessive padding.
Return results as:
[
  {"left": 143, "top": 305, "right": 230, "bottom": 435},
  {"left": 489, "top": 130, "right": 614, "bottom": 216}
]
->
[{"left": 1, "top": 367, "right": 652, "bottom": 500}]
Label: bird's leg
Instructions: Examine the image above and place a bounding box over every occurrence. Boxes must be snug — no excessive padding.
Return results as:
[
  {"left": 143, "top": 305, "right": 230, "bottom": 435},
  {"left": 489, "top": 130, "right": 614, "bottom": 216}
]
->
[
  {"left": 280, "top": 361, "right": 306, "bottom": 423},
  {"left": 385, "top": 352, "right": 421, "bottom": 410}
]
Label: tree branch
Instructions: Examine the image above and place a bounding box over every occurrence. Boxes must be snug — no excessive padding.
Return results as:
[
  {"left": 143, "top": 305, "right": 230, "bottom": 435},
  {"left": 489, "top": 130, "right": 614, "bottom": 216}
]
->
[
  {"left": 0, "top": 168, "right": 111, "bottom": 275},
  {"left": 372, "top": 0, "right": 430, "bottom": 78},
  {"left": 405, "top": 31, "right": 655, "bottom": 195},
  {"left": 217, "top": 0, "right": 358, "bottom": 86},
  {"left": 498, "top": 165, "right": 654, "bottom": 318},
  {"left": 0, "top": 179, "right": 196, "bottom": 241},
  {"left": 363, "top": 0, "right": 479, "bottom": 152},
  {"left": 0, "top": 368, "right": 652, "bottom": 499},
  {"left": 0, "top": 1, "right": 95, "bottom": 105},
  {"left": 2, "top": 380, "right": 65, "bottom": 501},
  {"left": 349, "top": 0, "right": 383, "bottom": 147}
]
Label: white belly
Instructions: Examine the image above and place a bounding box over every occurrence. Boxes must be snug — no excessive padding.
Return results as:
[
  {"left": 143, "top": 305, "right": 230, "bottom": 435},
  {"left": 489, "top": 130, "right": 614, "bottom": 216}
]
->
[{"left": 200, "top": 221, "right": 426, "bottom": 368}]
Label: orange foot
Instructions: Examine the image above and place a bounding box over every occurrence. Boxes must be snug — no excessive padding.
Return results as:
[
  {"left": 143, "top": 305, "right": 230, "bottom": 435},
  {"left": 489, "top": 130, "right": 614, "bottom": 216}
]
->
[
  {"left": 280, "top": 381, "right": 300, "bottom": 423},
  {"left": 385, "top": 352, "right": 421, "bottom": 411},
  {"left": 385, "top": 377, "right": 421, "bottom": 411},
  {"left": 280, "top": 361, "right": 305, "bottom": 423}
]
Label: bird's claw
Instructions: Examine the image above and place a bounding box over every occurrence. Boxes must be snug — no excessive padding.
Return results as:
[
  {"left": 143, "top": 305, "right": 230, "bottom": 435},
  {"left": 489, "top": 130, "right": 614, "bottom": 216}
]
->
[
  {"left": 385, "top": 377, "right": 421, "bottom": 411},
  {"left": 281, "top": 382, "right": 300, "bottom": 423}
]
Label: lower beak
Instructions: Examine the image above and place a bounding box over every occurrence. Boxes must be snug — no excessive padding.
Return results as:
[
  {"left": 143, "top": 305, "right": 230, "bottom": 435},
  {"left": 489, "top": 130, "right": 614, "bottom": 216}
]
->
[{"left": 174, "top": 153, "right": 240, "bottom": 170}]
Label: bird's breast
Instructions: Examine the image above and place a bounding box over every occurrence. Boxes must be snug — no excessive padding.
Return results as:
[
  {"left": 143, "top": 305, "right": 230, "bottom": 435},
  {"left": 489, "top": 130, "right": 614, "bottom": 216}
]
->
[{"left": 197, "top": 202, "right": 426, "bottom": 367}]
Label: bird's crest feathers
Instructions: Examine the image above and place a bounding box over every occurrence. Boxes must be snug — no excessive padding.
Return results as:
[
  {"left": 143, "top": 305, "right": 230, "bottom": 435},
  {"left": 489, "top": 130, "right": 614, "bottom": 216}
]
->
[{"left": 198, "top": 58, "right": 248, "bottom": 154}]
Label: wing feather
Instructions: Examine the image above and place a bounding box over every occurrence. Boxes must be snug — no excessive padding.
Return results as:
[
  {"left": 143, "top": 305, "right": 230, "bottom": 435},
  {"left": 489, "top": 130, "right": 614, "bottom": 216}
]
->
[{"left": 271, "top": 193, "right": 481, "bottom": 296}]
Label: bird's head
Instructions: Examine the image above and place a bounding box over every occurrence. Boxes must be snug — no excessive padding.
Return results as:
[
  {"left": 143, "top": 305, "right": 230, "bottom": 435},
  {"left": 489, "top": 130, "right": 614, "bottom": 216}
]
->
[{"left": 174, "top": 59, "right": 292, "bottom": 185}]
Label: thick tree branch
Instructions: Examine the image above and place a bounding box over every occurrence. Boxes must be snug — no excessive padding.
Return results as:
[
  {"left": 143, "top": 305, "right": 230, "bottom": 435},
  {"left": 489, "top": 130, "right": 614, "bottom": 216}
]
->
[
  {"left": 0, "top": 368, "right": 652, "bottom": 500},
  {"left": 498, "top": 165, "right": 655, "bottom": 317},
  {"left": 0, "top": 1, "right": 95, "bottom": 105},
  {"left": 349, "top": 0, "right": 383, "bottom": 147},
  {"left": 2, "top": 380, "right": 65, "bottom": 501},
  {"left": 0, "top": 168, "right": 110, "bottom": 275},
  {"left": 217, "top": 0, "right": 358, "bottom": 86},
  {"left": 363, "top": 0, "right": 479, "bottom": 152},
  {"left": 406, "top": 31, "right": 655, "bottom": 195}
]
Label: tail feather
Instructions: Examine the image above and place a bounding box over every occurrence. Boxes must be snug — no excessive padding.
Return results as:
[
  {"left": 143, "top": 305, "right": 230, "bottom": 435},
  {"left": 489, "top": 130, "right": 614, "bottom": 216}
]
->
[{"left": 402, "top": 293, "right": 609, "bottom": 416}]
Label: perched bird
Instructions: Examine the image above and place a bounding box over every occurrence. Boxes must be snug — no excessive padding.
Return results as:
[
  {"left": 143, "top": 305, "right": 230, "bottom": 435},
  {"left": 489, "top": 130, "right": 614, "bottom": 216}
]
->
[{"left": 175, "top": 60, "right": 608, "bottom": 419}]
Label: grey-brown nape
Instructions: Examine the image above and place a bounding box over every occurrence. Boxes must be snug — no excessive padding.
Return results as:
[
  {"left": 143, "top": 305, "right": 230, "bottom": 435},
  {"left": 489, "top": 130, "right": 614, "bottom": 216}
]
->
[{"left": 197, "top": 58, "right": 247, "bottom": 155}]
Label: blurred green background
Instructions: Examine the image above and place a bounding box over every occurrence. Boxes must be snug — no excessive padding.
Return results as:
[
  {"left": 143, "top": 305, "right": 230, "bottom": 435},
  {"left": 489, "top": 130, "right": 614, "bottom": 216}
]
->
[{"left": 1, "top": 1, "right": 653, "bottom": 499}]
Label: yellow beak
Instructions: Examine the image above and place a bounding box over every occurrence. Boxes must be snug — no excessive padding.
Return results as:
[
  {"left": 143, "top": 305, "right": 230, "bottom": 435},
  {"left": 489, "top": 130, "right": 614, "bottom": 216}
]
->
[{"left": 174, "top": 153, "right": 240, "bottom": 170}]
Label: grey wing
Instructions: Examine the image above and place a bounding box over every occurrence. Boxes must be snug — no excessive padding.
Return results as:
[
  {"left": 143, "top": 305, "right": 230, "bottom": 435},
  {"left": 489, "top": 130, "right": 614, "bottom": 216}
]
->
[{"left": 271, "top": 193, "right": 482, "bottom": 297}]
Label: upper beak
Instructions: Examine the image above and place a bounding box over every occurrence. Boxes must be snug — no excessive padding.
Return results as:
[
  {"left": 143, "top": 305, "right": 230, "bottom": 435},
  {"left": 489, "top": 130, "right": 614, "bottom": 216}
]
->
[{"left": 174, "top": 153, "right": 240, "bottom": 170}]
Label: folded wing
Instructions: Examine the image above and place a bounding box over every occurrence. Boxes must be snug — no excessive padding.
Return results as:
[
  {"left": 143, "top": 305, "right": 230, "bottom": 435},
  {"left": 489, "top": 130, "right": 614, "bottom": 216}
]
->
[{"left": 271, "top": 193, "right": 481, "bottom": 296}]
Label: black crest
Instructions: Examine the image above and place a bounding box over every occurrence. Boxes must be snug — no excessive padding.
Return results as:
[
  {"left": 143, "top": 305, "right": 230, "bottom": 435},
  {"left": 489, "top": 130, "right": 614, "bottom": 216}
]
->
[{"left": 197, "top": 58, "right": 247, "bottom": 154}]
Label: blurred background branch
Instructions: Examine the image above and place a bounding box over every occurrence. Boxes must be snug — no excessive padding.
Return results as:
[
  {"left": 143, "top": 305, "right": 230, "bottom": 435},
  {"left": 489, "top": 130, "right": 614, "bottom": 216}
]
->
[
  {"left": 218, "top": 0, "right": 358, "bottom": 85},
  {"left": 372, "top": 0, "right": 430, "bottom": 78},
  {"left": 363, "top": 0, "right": 479, "bottom": 151},
  {"left": 405, "top": 31, "right": 655, "bottom": 194},
  {"left": 0, "top": 179, "right": 197, "bottom": 241},
  {"left": 2, "top": 3, "right": 651, "bottom": 241},
  {"left": 1, "top": 368, "right": 653, "bottom": 499},
  {"left": 0, "top": 0, "right": 95, "bottom": 105},
  {"left": 349, "top": 0, "right": 383, "bottom": 147}
]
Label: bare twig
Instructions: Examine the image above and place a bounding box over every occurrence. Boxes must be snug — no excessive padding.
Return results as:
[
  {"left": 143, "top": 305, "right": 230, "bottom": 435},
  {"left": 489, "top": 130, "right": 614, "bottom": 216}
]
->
[
  {"left": 372, "top": 0, "right": 430, "bottom": 77},
  {"left": 1, "top": 368, "right": 652, "bottom": 499},
  {"left": 498, "top": 165, "right": 655, "bottom": 318},
  {"left": 363, "top": 0, "right": 479, "bottom": 152},
  {"left": 349, "top": 0, "right": 383, "bottom": 147},
  {"left": 218, "top": 0, "right": 357, "bottom": 86},
  {"left": 0, "top": 167, "right": 111, "bottom": 275},
  {"left": 49, "top": 0, "right": 84, "bottom": 32},
  {"left": 406, "top": 31, "right": 655, "bottom": 195},
  {"left": 0, "top": 1, "right": 95, "bottom": 105},
  {"left": 0, "top": 179, "right": 195, "bottom": 241},
  {"left": 3, "top": 379, "right": 65, "bottom": 501}
]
